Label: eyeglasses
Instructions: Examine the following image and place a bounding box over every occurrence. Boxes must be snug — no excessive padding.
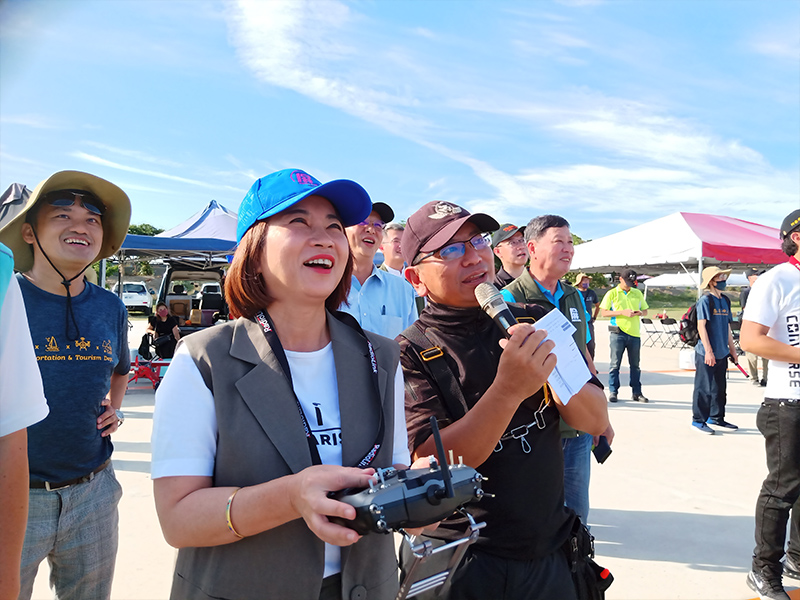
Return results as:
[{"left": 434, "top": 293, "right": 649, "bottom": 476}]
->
[
  {"left": 358, "top": 219, "right": 385, "bottom": 231},
  {"left": 412, "top": 233, "right": 491, "bottom": 265},
  {"left": 44, "top": 190, "right": 105, "bottom": 216},
  {"left": 499, "top": 237, "right": 526, "bottom": 247}
]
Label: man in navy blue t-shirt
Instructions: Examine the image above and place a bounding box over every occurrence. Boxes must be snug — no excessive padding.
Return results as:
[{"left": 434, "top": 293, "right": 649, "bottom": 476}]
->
[
  {"left": 0, "top": 171, "right": 131, "bottom": 600},
  {"left": 691, "top": 266, "right": 739, "bottom": 435}
]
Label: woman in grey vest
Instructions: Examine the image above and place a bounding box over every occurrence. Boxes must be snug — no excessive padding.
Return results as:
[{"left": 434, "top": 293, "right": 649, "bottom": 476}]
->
[{"left": 151, "top": 169, "right": 412, "bottom": 600}]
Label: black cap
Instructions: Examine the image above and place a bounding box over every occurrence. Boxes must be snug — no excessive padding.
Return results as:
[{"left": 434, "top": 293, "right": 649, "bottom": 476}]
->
[
  {"left": 492, "top": 223, "right": 523, "bottom": 246},
  {"left": 621, "top": 269, "right": 637, "bottom": 284},
  {"left": 370, "top": 202, "right": 394, "bottom": 224},
  {"left": 745, "top": 267, "right": 761, "bottom": 278},
  {"left": 780, "top": 209, "right": 800, "bottom": 240}
]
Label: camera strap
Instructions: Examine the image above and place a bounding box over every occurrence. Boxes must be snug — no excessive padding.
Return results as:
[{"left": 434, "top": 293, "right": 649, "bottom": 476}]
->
[{"left": 254, "top": 310, "right": 384, "bottom": 468}]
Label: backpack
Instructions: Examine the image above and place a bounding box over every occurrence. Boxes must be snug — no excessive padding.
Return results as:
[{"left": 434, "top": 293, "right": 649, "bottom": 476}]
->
[
  {"left": 679, "top": 305, "right": 701, "bottom": 346},
  {"left": 138, "top": 333, "right": 154, "bottom": 360},
  {"left": 679, "top": 294, "right": 731, "bottom": 347}
]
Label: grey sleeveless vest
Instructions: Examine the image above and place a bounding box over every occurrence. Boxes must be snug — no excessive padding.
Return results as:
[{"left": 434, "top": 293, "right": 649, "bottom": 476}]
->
[{"left": 171, "top": 314, "right": 401, "bottom": 600}]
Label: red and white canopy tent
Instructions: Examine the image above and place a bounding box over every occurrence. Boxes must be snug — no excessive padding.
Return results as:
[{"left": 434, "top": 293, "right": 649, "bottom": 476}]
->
[{"left": 571, "top": 212, "right": 785, "bottom": 292}]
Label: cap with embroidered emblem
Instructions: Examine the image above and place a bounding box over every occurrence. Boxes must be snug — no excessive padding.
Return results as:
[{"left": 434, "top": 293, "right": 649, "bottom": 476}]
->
[
  {"left": 780, "top": 209, "right": 800, "bottom": 240},
  {"left": 236, "top": 169, "right": 372, "bottom": 243},
  {"left": 492, "top": 223, "right": 524, "bottom": 247}
]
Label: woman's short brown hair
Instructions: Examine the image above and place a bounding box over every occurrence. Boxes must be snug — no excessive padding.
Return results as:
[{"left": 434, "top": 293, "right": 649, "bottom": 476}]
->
[{"left": 225, "top": 220, "right": 354, "bottom": 319}]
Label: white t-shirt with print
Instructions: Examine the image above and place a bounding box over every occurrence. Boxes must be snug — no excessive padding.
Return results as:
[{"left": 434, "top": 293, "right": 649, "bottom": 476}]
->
[
  {"left": 742, "top": 261, "right": 800, "bottom": 399},
  {"left": 151, "top": 341, "right": 410, "bottom": 578}
]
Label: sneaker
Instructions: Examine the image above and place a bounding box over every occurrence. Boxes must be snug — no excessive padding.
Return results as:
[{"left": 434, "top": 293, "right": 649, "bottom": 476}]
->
[
  {"left": 632, "top": 394, "right": 649, "bottom": 403},
  {"left": 761, "top": 379, "right": 768, "bottom": 387},
  {"left": 784, "top": 555, "right": 800, "bottom": 581},
  {"left": 746, "top": 569, "right": 790, "bottom": 600},
  {"left": 707, "top": 419, "right": 739, "bottom": 430},
  {"left": 691, "top": 422, "right": 715, "bottom": 435},
  {"left": 753, "top": 379, "right": 763, "bottom": 386},
  {"left": 608, "top": 393, "right": 618, "bottom": 403}
]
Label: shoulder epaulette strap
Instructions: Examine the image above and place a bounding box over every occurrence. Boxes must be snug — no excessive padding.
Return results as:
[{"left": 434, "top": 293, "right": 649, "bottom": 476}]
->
[
  {"left": 508, "top": 303, "right": 540, "bottom": 324},
  {"left": 399, "top": 322, "right": 469, "bottom": 421}
]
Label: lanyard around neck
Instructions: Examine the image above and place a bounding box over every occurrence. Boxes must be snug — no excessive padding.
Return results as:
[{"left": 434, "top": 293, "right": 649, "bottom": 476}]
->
[{"left": 254, "top": 310, "right": 385, "bottom": 468}]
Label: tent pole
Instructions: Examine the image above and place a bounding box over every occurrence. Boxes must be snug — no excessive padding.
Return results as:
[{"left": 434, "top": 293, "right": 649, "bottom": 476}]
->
[{"left": 697, "top": 256, "right": 703, "bottom": 299}]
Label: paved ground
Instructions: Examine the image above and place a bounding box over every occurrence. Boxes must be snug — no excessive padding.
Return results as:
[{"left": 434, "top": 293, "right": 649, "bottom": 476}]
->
[{"left": 30, "top": 320, "right": 799, "bottom": 599}]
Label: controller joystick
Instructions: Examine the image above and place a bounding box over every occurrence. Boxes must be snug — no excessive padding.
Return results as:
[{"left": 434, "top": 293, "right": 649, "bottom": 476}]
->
[{"left": 329, "top": 417, "right": 484, "bottom": 535}]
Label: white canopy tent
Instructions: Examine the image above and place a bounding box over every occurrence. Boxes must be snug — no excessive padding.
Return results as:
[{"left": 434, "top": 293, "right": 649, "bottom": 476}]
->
[
  {"left": 572, "top": 212, "right": 784, "bottom": 296},
  {"left": 642, "top": 271, "right": 749, "bottom": 299}
]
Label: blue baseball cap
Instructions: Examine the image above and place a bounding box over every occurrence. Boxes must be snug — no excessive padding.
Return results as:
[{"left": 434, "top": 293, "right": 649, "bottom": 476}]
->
[{"left": 236, "top": 169, "right": 372, "bottom": 243}]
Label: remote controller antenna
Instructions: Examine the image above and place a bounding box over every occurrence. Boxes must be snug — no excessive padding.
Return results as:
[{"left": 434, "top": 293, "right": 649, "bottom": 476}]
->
[{"left": 430, "top": 416, "right": 454, "bottom": 499}]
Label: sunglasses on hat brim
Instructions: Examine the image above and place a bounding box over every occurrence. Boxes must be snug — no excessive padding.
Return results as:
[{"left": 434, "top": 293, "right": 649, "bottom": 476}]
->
[{"left": 43, "top": 189, "right": 106, "bottom": 216}]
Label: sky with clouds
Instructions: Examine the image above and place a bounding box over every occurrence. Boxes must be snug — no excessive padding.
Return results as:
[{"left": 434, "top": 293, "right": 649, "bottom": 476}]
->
[{"left": 1, "top": 0, "right": 797, "bottom": 240}]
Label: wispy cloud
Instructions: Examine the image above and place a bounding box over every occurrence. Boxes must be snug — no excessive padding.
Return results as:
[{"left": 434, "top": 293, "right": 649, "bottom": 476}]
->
[
  {"left": 71, "top": 151, "right": 243, "bottom": 192},
  {"left": 83, "top": 142, "right": 184, "bottom": 168},
  {"left": 556, "top": 0, "right": 605, "bottom": 6},
  {"left": 226, "top": 0, "right": 428, "bottom": 136},
  {"left": 1, "top": 114, "right": 63, "bottom": 129},
  {"left": 0, "top": 151, "right": 48, "bottom": 167},
  {"left": 225, "top": 0, "right": 797, "bottom": 228},
  {"left": 426, "top": 177, "right": 447, "bottom": 192},
  {"left": 410, "top": 27, "right": 438, "bottom": 40},
  {"left": 749, "top": 20, "right": 800, "bottom": 61}
]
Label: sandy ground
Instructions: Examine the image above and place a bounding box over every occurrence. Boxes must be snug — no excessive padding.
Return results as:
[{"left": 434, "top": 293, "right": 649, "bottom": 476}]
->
[{"left": 29, "top": 319, "right": 799, "bottom": 600}]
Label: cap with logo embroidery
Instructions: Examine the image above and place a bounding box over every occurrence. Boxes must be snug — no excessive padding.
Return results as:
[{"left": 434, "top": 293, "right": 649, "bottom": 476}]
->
[
  {"left": 491, "top": 223, "right": 524, "bottom": 246},
  {"left": 236, "top": 169, "right": 372, "bottom": 243},
  {"left": 780, "top": 209, "right": 800, "bottom": 240},
  {"left": 401, "top": 201, "right": 499, "bottom": 266}
]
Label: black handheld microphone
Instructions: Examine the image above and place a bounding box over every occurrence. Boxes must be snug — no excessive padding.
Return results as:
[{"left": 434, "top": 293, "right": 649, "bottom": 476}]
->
[{"left": 475, "top": 282, "right": 518, "bottom": 338}]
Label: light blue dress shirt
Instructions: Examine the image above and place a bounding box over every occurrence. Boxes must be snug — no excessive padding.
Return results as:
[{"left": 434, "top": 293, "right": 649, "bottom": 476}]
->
[{"left": 340, "top": 266, "right": 419, "bottom": 339}]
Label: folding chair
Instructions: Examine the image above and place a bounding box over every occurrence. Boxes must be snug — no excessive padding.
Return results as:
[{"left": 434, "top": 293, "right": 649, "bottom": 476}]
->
[
  {"left": 659, "top": 318, "right": 684, "bottom": 349},
  {"left": 640, "top": 318, "right": 663, "bottom": 348}
]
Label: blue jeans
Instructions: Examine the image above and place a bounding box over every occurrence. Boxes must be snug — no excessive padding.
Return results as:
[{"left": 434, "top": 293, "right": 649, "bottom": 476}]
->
[
  {"left": 19, "top": 465, "right": 123, "bottom": 600},
  {"left": 608, "top": 331, "right": 642, "bottom": 395},
  {"left": 692, "top": 352, "right": 728, "bottom": 423},
  {"left": 562, "top": 433, "right": 592, "bottom": 524}
]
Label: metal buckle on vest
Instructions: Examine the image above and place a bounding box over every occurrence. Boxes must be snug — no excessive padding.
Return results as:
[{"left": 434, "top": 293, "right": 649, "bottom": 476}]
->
[
  {"left": 420, "top": 346, "right": 444, "bottom": 361},
  {"left": 517, "top": 316, "right": 536, "bottom": 324}
]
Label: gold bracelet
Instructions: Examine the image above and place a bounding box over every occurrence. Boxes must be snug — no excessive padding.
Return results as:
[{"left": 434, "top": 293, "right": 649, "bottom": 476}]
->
[{"left": 226, "top": 488, "right": 244, "bottom": 539}]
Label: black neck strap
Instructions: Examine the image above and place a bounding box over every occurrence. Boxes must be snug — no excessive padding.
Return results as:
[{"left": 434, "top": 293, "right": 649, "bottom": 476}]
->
[
  {"left": 253, "top": 310, "right": 385, "bottom": 468},
  {"left": 30, "top": 226, "right": 91, "bottom": 340}
]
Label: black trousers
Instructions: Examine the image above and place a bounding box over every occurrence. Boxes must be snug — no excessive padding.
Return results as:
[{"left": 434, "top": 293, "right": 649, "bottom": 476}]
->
[
  {"left": 752, "top": 400, "right": 800, "bottom": 575},
  {"left": 446, "top": 547, "right": 577, "bottom": 600},
  {"left": 587, "top": 320, "right": 596, "bottom": 361}
]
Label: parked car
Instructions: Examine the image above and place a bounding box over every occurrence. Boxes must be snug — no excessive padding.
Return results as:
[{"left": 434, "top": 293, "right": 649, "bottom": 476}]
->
[
  {"left": 113, "top": 281, "right": 154, "bottom": 315},
  {"left": 195, "top": 282, "right": 221, "bottom": 298},
  {"left": 157, "top": 262, "right": 226, "bottom": 335}
]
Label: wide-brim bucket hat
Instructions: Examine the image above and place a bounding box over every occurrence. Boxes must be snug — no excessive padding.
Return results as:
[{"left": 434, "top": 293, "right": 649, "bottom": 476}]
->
[
  {"left": 700, "top": 266, "right": 732, "bottom": 289},
  {"left": 0, "top": 170, "right": 131, "bottom": 272}
]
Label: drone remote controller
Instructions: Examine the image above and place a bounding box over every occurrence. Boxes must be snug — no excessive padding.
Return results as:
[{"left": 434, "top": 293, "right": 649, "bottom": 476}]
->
[{"left": 329, "top": 417, "right": 484, "bottom": 535}]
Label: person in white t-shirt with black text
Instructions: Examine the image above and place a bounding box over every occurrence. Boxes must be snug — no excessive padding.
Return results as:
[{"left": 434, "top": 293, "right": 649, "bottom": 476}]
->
[{"left": 742, "top": 208, "right": 800, "bottom": 600}]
